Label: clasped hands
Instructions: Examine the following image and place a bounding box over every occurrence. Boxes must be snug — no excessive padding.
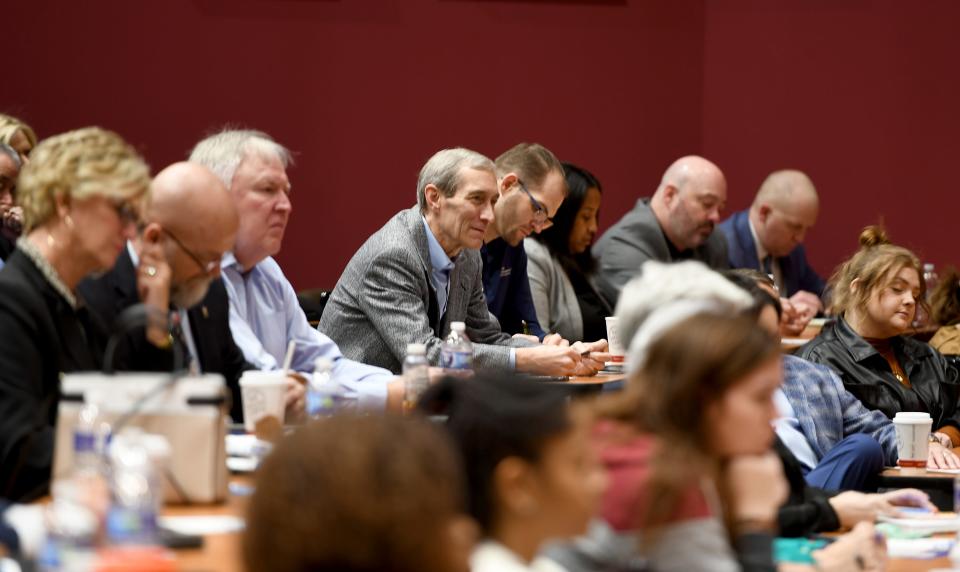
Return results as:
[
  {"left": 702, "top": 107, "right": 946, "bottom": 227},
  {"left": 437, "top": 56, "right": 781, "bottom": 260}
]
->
[{"left": 512, "top": 333, "right": 610, "bottom": 376}]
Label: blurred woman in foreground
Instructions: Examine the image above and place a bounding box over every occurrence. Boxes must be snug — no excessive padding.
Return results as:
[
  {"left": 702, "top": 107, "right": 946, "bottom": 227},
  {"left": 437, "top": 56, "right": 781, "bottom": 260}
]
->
[
  {"left": 245, "top": 414, "right": 475, "bottom": 572},
  {"left": 419, "top": 371, "right": 607, "bottom": 572},
  {"left": 548, "top": 311, "right": 884, "bottom": 571}
]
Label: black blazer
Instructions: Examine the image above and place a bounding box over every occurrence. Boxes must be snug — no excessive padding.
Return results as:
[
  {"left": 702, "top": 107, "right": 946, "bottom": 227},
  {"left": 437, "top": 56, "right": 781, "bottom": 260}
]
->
[
  {"left": 78, "top": 249, "right": 251, "bottom": 422},
  {"left": 0, "top": 250, "right": 102, "bottom": 501}
]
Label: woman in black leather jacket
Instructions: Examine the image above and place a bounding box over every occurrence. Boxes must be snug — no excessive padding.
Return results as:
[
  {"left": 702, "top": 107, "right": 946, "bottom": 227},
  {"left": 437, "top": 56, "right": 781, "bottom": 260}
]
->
[{"left": 798, "top": 226, "right": 960, "bottom": 460}]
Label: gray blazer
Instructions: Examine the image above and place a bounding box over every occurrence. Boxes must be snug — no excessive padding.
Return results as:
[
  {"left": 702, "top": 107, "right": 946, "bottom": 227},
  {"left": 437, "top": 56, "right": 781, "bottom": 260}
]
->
[
  {"left": 320, "top": 207, "right": 535, "bottom": 373},
  {"left": 592, "top": 198, "right": 728, "bottom": 305},
  {"left": 523, "top": 238, "right": 583, "bottom": 341}
]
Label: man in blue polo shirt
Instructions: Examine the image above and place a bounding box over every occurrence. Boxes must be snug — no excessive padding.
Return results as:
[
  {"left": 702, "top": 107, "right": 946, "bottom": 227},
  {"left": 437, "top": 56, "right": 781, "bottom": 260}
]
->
[{"left": 481, "top": 143, "right": 567, "bottom": 341}]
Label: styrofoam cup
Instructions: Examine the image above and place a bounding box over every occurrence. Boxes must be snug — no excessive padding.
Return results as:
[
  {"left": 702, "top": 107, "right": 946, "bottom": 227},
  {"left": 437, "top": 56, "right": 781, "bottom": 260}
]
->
[
  {"left": 605, "top": 317, "right": 625, "bottom": 363},
  {"left": 239, "top": 371, "right": 286, "bottom": 434}
]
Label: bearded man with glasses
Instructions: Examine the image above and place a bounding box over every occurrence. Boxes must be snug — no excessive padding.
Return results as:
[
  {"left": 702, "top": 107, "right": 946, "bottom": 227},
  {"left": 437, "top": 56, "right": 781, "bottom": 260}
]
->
[{"left": 79, "top": 161, "right": 256, "bottom": 422}]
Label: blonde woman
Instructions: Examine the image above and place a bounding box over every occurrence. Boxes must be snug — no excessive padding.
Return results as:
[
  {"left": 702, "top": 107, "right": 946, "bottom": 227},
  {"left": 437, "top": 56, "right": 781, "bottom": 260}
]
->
[
  {"left": 798, "top": 226, "right": 960, "bottom": 457},
  {"left": 0, "top": 126, "right": 150, "bottom": 501},
  {"left": 0, "top": 113, "right": 37, "bottom": 163}
]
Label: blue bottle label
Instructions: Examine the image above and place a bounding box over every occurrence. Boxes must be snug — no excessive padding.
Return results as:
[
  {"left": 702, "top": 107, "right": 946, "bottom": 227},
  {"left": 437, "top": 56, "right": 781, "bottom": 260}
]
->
[{"left": 440, "top": 350, "right": 472, "bottom": 370}]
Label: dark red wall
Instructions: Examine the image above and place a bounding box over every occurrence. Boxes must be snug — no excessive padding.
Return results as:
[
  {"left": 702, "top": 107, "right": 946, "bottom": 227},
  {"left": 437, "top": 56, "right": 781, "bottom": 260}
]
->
[
  {"left": 703, "top": 0, "right": 960, "bottom": 280},
  {"left": 5, "top": 0, "right": 704, "bottom": 289},
  {"left": 9, "top": 1, "right": 956, "bottom": 289}
]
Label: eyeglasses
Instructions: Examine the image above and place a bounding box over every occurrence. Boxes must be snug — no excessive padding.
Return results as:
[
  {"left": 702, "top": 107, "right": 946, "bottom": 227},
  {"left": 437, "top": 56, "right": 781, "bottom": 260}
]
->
[
  {"left": 517, "top": 179, "right": 551, "bottom": 228},
  {"left": 112, "top": 201, "right": 140, "bottom": 225},
  {"left": 161, "top": 227, "right": 220, "bottom": 274}
]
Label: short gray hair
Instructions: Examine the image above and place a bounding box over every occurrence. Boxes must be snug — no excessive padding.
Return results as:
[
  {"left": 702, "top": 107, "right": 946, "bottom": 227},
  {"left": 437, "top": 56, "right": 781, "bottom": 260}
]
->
[
  {"left": 188, "top": 128, "right": 293, "bottom": 188},
  {"left": 0, "top": 143, "right": 22, "bottom": 169},
  {"left": 416, "top": 148, "right": 495, "bottom": 213}
]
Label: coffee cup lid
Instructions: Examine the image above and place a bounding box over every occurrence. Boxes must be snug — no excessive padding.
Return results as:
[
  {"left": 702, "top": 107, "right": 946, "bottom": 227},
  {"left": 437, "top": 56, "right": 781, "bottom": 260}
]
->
[{"left": 893, "top": 412, "right": 932, "bottom": 422}]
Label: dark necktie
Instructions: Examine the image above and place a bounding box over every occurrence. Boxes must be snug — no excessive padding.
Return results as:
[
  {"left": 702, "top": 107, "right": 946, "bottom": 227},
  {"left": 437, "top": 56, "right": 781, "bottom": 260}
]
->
[{"left": 762, "top": 255, "right": 774, "bottom": 276}]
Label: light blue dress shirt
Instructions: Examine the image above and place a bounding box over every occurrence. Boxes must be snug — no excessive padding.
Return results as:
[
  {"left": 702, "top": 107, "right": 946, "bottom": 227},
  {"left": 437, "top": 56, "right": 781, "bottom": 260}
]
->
[
  {"left": 421, "top": 217, "right": 455, "bottom": 319},
  {"left": 773, "top": 388, "right": 820, "bottom": 471},
  {"left": 220, "top": 252, "right": 394, "bottom": 409},
  {"left": 421, "top": 218, "right": 516, "bottom": 368}
]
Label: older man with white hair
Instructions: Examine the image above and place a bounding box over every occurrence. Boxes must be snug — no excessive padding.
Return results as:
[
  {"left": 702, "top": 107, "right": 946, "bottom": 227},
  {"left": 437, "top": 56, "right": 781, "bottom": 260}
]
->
[
  {"left": 189, "top": 129, "right": 399, "bottom": 410},
  {"left": 321, "top": 148, "right": 606, "bottom": 377}
]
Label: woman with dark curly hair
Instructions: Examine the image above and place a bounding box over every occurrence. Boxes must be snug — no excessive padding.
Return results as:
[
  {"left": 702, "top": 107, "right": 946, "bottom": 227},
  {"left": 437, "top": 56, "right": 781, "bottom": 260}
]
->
[{"left": 244, "top": 414, "right": 475, "bottom": 572}]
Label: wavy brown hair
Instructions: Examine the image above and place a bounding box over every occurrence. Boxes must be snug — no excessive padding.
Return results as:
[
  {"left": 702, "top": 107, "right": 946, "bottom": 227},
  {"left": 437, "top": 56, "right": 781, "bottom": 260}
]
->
[
  {"left": 930, "top": 266, "right": 960, "bottom": 326},
  {"left": 245, "top": 414, "right": 466, "bottom": 572},
  {"left": 598, "top": 313, "right": 779, "bottom": 540},
  {"left": 827, "top": 225, "right": 926, "bottom": 319}
]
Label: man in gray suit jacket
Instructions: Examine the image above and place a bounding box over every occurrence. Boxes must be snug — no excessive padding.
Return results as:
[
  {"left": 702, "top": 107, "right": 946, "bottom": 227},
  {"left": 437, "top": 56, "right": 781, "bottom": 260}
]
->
[
  {"left": 592, "top": 155, "right": 729, "bottom": 305},
  {"left": 321, "top": 148, "right": 606, "bottom": 375}
]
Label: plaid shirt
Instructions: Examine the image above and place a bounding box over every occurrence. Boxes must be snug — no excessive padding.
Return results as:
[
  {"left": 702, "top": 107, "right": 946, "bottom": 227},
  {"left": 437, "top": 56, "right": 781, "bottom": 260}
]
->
[{"left": 782, "top": 354, "right": 898, "bottom": 465}]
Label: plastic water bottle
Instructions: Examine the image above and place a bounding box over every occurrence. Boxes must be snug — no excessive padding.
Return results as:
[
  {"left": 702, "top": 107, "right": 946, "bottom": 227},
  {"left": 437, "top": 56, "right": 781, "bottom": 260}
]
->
[
  {"left": 37, "top": 480, "right": 100, "bottom": 572},
  {"left": 106, "top": 430, "right": 161, "bottom": 546},
  {"left": 440, "top": 322, "right": 473, "bottom": 373},
  {"left": 72, "top": 401, "right": 110, "bottom": 527},
  {"left": 403, "top": 343, "right": 430, "bottom": 412},
  {"left": 307, "top": 357, "right": 345, "bottom": 418},
  {"left": 74, "top": 401, "right": 109, "bottom": 472}
]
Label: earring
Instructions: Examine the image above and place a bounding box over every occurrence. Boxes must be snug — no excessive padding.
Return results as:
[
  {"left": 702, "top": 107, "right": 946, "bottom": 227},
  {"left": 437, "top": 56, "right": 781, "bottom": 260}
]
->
[{"left": 64, "top": 214, "right": 75, "bottom": 229}]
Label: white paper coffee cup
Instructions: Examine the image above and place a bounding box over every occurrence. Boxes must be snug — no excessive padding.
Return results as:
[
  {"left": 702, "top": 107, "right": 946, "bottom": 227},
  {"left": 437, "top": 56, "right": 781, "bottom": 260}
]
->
[
  {"left": 605, "top": 317, "right": 625, "bottom": 364},
  {"left": 893, "top": 411, "right": 933, "bottom": 468},
  {"left": 239, "top": 371, "right": 287, "bottom": 434}
]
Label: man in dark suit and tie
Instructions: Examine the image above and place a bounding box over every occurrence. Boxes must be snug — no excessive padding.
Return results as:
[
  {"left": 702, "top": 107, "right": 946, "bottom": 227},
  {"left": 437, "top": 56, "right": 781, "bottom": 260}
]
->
[
  {"left": 321, "top": 148, "right": 606, "bottom": 375},
  {"left": 719, "top": 169, "right": 824, "bottom": 333},
  {"left": 79, "top": 162, "right": 256, "bottom": 421}
]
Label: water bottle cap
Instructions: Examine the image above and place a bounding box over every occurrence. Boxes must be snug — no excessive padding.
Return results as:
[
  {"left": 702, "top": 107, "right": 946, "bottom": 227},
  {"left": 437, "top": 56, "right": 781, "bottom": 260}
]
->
[
  {"left": 451, "top": 321, "right": 466, "bottom": 332},
  {"left": 407, "top": 343, "right": 426, "bottom": 355},
  {"left": 313, "top": 357, "right": 333, "bottom": 372}
]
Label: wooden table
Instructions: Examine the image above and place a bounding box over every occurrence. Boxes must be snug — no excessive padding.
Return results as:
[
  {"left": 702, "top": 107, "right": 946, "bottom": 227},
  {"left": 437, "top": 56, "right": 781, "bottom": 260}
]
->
[
  {"left": 533, "top": 372, "right": 626, "bottom": 397},
  {"left": 165, "top": 480, "right": 250, "bottom": 572},
  {"left": 879, "top": 466, "right": 958, "bottom": 512}
]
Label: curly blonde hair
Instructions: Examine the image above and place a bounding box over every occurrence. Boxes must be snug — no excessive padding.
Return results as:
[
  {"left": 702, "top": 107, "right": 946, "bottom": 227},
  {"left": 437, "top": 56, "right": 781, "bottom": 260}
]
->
[
  {"left": 0, "top": 113, "right": 38, "bottom": 149},
  {"left": 17, "top": 127, "right": 151, "bottom": 232},
  {"left": 827, "top": 225, "right": 925, "bottom": 317}
]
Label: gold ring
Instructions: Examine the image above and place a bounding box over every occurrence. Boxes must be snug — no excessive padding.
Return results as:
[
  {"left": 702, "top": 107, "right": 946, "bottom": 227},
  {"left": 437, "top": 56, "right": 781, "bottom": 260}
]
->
[{"left": 145, "top": 265, "right": 157, "bottom": 277}]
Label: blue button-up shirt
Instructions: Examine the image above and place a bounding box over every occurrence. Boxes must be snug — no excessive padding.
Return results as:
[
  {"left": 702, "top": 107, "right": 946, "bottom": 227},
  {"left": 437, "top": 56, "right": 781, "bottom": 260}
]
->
[
  {"left": 773, "top": 387, "right": 820, "bottom": 471},
  {"left": 422, "top": 217, "right": 455, "bottom": 319},
  {"left": 220, "top": 253, "right": 394, "bottom": 409},
  {"left": 421, "top": 218, "right": 516, "bottom": 368}
]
